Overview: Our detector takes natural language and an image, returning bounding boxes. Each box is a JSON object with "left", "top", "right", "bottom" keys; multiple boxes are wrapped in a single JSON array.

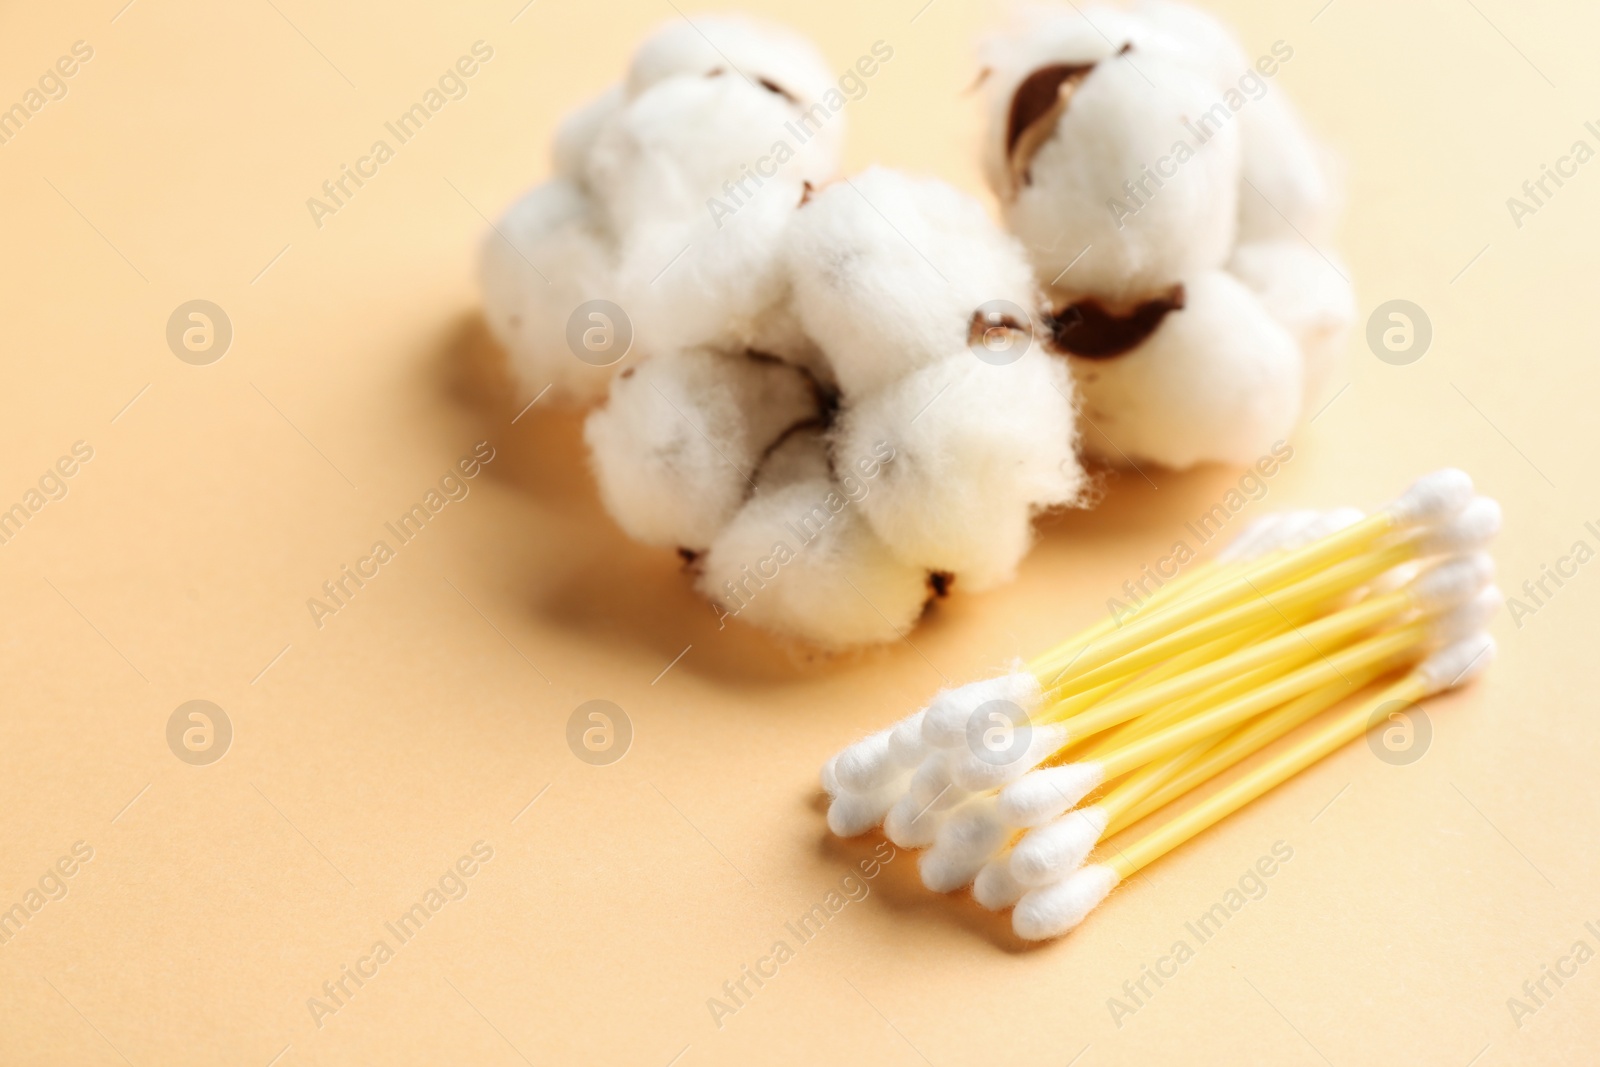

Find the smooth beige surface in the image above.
[{"left": 2, "top": 1, "right": 1597, "bottom": 1064}]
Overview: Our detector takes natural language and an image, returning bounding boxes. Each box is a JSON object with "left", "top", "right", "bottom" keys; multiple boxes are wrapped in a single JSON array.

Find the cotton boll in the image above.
[
  {"left": 1000, "top": 48, "right": 1241, "bottom": 304},
  {"left": 584, "top": 349, "right": 819, "bottom": 550},
  {"left": 1237, "top": 89, "right": 1337, "bottom": 246},
  {"left": 479, "top": 179, "right": 621, "bottom": 406},
  {"left": 1061, "top": 270, "right": 1302, "bottom": 470},
  {"left": 552, "top": 85, "right": 625, "bottom": 182},
  {"left": 1229, "top": 241, "right": 1355, "bottom": 412},
  {"left": 589, "top": 75, "right": 832, "bottom": 356},
  {"left": 834, "top": 350, "right": 1084, "bottom": 588},
  {"left": 626, "top": 14, "right": 840, "bottom": 139},
  {"left": 696, "top": 431, "right": 931, "bottom": 649},
  {"left": 1129, "top": 0, "right": 1250, "bottom": 91},
  {"left": 786, "top": 167, "right": 1041, "bottom": 398}
]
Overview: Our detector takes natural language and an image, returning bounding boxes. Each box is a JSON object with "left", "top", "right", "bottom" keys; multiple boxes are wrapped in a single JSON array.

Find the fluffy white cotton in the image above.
[
  {"left": 1013, "top": 863, "right": 1119, "bottom": 940},
  {"left": 820, "top": 755, "right": 841, "bottom": 797},
  {"left": 479, "top": 179, "right": 621, "bottom": 407},
  {"left": 1229, "top": 241, "right": 1355, "bottom": 411},
  {"left": 1128, "top": 0, "right": 1249, "bottom": 88},
  {"left": 834, "top": 349, "right": 1085, "bottom": 588},
  {"left": 588, "top": 74, "right": 834, "bottom": 358},
  {"left": 973, "top": 855, "right": 1028, "bottom": 910},
  {"left": 827, "top": 770, "right": 910, "bottom": 837},
  {"left": 1010, "top": 807, "right": 1108, "bottom": 887},
  {"left": 948, "top": 721, "right": 1072, "bottom": 792},
  {"left": 1418, "top": 633, "right": 1496, "bottom": 694},
  {"left": 999, "top": 48, "right": 1241, "bottom": 304},
  {"left": 1237, "top": 89, "right": 1337, "bottom": 246},
  {"left": 552, "top": 85, "right": 625, "bottom": 182},
  {"left": 996, "top": 762, "right": 1107, "bottom": 828},
  {"left": 1065, "top": 270, "right": 1302, "bottom": 470},
  {"left": 584, "top": 348, "right": 818, "bottom": 550},
  {"left": 922, "top": 668, "right": 1045, "bottom": 749},
  {"left": 906, "top": 750, "right": 969, "bottom": 811},
  {"left": 1386, "top": 469, "right": 1475, "bottom": 526},
  {"left": 832, "top": 727, "right": 899, "bottom": 794},
  {"left": 884, "top": 791, "right": 953, "bottom": 849},
  {"left": 786, "top": 168, "right": 1042, "bottom": 399},
  {"left": 1410, "top": 552, "right": 1496, "bottom": 612},
  {"left": 921, "top": 797, "right": 1011, "bottom": 892},
  {"left": 696, "top": 431, "right": 931, "bottom": 649},
  {"left": 1416, "top": 497, "right": 1502, "bottom": 554},
  {"left": 626, "top": 14, "right": 840, "bottom": 139},
  {"left": 886, "top": 709, "right": 930, "bottom": 769}
]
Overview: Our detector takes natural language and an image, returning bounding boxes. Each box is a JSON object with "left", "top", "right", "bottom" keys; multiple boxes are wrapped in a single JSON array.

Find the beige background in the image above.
[{"left": 2, "top": 0, "right": 1597, "bottom": 1063}]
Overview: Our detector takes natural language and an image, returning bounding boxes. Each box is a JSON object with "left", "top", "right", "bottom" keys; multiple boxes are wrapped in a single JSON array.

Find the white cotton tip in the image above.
[
  {"left": 584, "top": 348, "right": 819, "bottom": 550},
  {"left": 922, "top": 669, "right": 1044, "bottom": 748},
  {"left": 1416, "top": 633, "right": 1496, "bottom": 695},
  {"left": 1416, "top": 497, "right": 1502, "bottom": 555},
  {"left": 884, "top": 791, "right": 954, "bottom": 849},
  {"left": 833, "top": 728, "right": 900, "bottom": 794},
  {"left": 1214, "top": 513, "right": 1284, "bottom": 563},
  {"left": 834, "top": 349, "right": 1087, "bottom": 590},
  {"left": 995, "top": 762, "right": 1107, "bottom": 828},
  {"left": 1430, "top": 585, "right": 1500, "bottom": 646},
  {"left": 999, "top": 48, "right": 1241, "bottom": 304},
  {"left": 973, "top": 855, "right": 1028, "bottom": 911},
  {"left": 949, "top": 722, "right": 1073, "bottom": 793},
  {"left": 1013, "top": 863, "right": 1120, "bottom": 940},
  {"left": 695, "top": 431, "right": 931, "bottom": 649},
  {"left": 1064, "top": 271, "right": 1302, "bottom": 471},
  {"left": 887, "top": 709, "right": 930, "bottom": 769},
  {"left": 1411, "top": 552, "right": 1497, "bottom": 612},
  {"left": 820, "top": 755, "right": 841, "bottom": 797},
  {"left": 921, "top": 798, "right": 1010, "bottom": 892},
  {"left": 478, "top": 179, "right": 621, "bottom": 407},
  {"left": 1236, "top": 89, "right": 1338, "bottom": 247},
  {"left": 1227, "top": 241, "right": 1355, "bottom": 412},
  {"left": 826, "top": 771, "right": 908, "bottom": 837},
  {"left": 786, "top": 167, "right": 1042, "bottom": 399},
  {"left": 625, "top": 14, "right": 840, "bottom": 140},
  {"left": 552, "top": 85, "right": 625, "bottom": 181},
  {"left": 1010, "top": 807, "right": 1109, "bottom": 888},
  {"left": 587, "top": 73, "right": 835, "bottom": 357},
  {"left": 1270, "top": 509, "right": 1329, "bottom": 553},
  {"left": 1385, "top": 469, "right": 1475, "bottom": 526}
]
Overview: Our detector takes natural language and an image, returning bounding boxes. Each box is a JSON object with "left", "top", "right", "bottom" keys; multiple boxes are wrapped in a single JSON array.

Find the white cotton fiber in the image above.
[
  {"left": 786, "top": 168, "right": 1041, "bottom": 399},
  {"left": 552, "top": 85, "right": 625, "bottom": 182},
  {"left": 826, "top": 770, "right": 909, "bottom": 837},
  {"left": 695, "top": 431, "right": 931, "bottom": 649},
  {"left": 1128, "top": 0, "right": 1249, "bottom": 89},
  {"left": 1013, "top": 863, "right": 1120, "bottom": 940},
  {"left": 1064, "top": 270, "right": 1302, "bottom": 470},
  {"left": 832, "top": 727, "right": 899, "bottom": 794},
  {"left": 479, "top": 179, "right": 621, "bottom": 407},
  {"left": 906, "top": 750, "right": 969, "bottom": 812},
  {"left": 1416, "top": 497, "right": 1502, "bottom": 554},
  {"left": 1010, "top": 807, "right": 1108, "bottom": 887},
  {"left": 948, "top": 721, "right": 1072, "bottom": 792},
  {"left": 995, "top": 762, "right": 1107, "bottom": 828},
  {"left": 886, "top": 709, "right": 930, "bottom": 769},
  {"left": 921, "top": 796, "right": 1011, "bottom": 892},
  {"left": 884, "top": 791, "right": 952, "bottom": 849},
  {"left": 1418, "top": 633, "right": 1496, "bottom": 695},
  {"left": 834, "top": 350, "right": 1085, "bottom": 589},
  {"left": 625, "top": 14, "right": 840, "bottom": 139},
  {"left": 1000, "top": 48, "right": 1241, "bottom": 304},
  {"left": 584, "top": 348, "right": 818, "bottom": 550},
  {"left": 1228, "top": 241, "right": 1355, "bottom": 411},
  {"left": 1237, "top": 89, "right": 1337, "bottom": 246},
  {"left": 973, "top": 856, "right": 1028, "bottom": 910},
  {"left": 1386, "top": 469, "right": 1475, "bottom": 526},
  {"left": 921, "top": 668, "right": 1045, "bottom": 749}
]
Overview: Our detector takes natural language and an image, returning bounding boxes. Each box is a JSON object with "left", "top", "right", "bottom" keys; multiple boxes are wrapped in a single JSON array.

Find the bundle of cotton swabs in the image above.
[{"left": 821, "top": 469, "right": 1500, "bottom": 940}]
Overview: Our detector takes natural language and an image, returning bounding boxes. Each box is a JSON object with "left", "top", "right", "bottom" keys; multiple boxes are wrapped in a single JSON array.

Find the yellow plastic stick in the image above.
[
  {"left": 1091, "top": 622, "right": 1426, "bottom": 781},
  {"left": 1036, "top": 516, "right": 1407, "bottom": 685},
  {"left": 1102, "top": 659, "right": 1395, "bottom": 833},
  {"left": 1106, "top": 672, "right": 1431, "bottom": 880}
]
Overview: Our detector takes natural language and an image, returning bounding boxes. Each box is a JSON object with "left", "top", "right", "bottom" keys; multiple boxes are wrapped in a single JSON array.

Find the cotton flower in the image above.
[{"left": 978, "top": 0, "right": 1354, "bottom": 470}]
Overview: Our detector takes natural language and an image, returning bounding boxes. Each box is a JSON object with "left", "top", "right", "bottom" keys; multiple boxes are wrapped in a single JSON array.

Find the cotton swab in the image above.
[{"left": 1011, "top": 633, "right": 1497, "bottom": 940}]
